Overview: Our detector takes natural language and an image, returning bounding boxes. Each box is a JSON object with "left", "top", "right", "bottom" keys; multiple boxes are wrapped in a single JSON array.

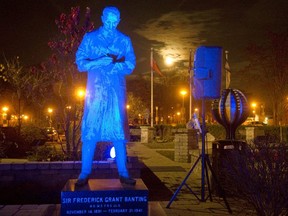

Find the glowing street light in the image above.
[
  {"left": 76, "top": 88, "right": 86, "bottom": 99},
  {"left": 22, "top": 114, "right": 29, "bottom": 121},
  {"left": 251, "top": 102, "right": 257, "bottom": 121},
  {"left": 194, "top": 108, "right": 199, "bottom": 117},
  {"left": 48, "top": 108, "right": 53, "bottom": 114},
  {"left": 180, "top": 90, "right": 187, "bottom": 123},
  {"left": 176, "top": 112, "right": 181, "bottom": 124},
  {"left": 180, "top": 90, "right": 187, "bottom": 106},
  {"left": 251, "top": 103, "right": 257, "bottom": 109},
  {"left": 2, "top": 106, "right": 8, "bottom": 113},
  {"left": 1, "top": 106, "right": 9, "bottom": 126},
  {"left": 47, "top": 108, "right": 53, "bottom": 127}
]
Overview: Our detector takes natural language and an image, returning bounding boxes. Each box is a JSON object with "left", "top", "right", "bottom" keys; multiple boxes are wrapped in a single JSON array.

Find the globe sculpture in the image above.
[{"left": 211, "top": 88, "right": 249, "bottom": 140}]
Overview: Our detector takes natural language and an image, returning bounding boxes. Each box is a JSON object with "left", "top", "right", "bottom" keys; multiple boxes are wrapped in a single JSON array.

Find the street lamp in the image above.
[
  {"left": 2, "top": 106, "right": 9, "bottom": 127},
  {"left": 47, "top": 108, "right": 53, "bottom": 127},
  {"left": 180, "top": 90, "right": 187, "bottom": 123},
  {"left": 22, "top": 114, "right": 29, "bottom": 123},
  {"left": 155, "top": 106, "right": 159, "bottom": 125},
  {"left": 176, "top": 112, "right": 181, "bottom": 124},
  {"left": 251, "top": 102, "right": 257, "bottom": 121},
  {"left": 76, "top": 88, "right": 86, "bottom": 100},
  {"left": 2, "top": 106, "right": 8, "bottom": 113}
]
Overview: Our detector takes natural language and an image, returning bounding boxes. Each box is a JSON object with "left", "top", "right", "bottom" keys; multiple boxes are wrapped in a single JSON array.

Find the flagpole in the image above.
[
  {"left": 225, "top": 50, "right": 231, "bottom": 89},
  {"left": 150, "top": 48, "right": 154, "bottom": 128},
  {"left": 189, "top": 49, "right": 193, "bottom": 120}
]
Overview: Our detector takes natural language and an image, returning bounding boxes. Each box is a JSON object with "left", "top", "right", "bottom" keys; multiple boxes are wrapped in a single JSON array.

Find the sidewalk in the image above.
[{"left": 127, "top": 142, "right": 255, "bottom": 216}]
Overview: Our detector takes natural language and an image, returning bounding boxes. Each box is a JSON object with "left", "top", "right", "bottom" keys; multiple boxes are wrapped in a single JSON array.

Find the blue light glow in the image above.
[{"left": 110, "top": 146, "right": 116, "bottom": 159}]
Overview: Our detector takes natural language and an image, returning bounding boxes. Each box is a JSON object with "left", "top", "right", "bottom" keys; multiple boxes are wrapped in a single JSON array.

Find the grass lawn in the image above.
[
  {"left": 143, "top": 141, "right": 174, "bottom": 149},
  {"left": 155, "top": 150, "right": 174, "bottom": 161},
  {"left": 144, "top": 141, "right": 175, "bottom": 161}
]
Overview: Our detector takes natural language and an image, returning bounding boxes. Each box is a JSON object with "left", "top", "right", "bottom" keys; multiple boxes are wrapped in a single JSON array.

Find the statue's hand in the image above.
[
  {"left": 86, "top": 56, "right": 113, "bottom": 70},
  {"left": 99, "top": 56, "right": 113, "bottom": 66}
]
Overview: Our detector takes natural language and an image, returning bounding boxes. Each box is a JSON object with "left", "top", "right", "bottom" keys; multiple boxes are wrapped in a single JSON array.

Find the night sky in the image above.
[{"left": 1, "top": 0, "right": 288, "bottom": 94}]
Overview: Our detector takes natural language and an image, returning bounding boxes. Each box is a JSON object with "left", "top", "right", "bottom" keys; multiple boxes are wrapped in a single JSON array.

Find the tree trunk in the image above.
[
  {"left": 17, "top": 90, "right": 21, "bottom": 135},
  {"left": 273, "top": 101, "right": 279, "bottom": 126}
]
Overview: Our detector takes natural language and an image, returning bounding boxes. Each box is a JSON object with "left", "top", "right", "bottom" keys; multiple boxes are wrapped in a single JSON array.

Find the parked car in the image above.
[
  {"left": 58, "top": 134, "right": 66, "bottom": 143},
  {"left": 43, "top": 127, "right": 58, "bottom": 142}
]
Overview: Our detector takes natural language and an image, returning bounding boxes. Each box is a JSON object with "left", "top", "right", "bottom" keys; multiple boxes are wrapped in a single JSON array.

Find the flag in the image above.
[
  {"left": 152, "top": 59, "right": 164, "bottom": 76},
  {"left": 150, "top": 47, "right": 163, "bottom": 128},
  {"left": 225, "top": 50, "right": 231, "bottom": 89}
]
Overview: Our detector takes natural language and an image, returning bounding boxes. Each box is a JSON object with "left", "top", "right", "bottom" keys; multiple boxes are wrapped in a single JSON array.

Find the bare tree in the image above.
[
  {"left": 246, "top": 31, "right": 288, "bottom": 125},
  {"left": 47, "top": 6, "right": 94, "bottom": 159},
  {"left": 127, "top": 92, "right": 148, "bottom": 124},
  {"left": 0, "top": 57, "right": 46, "bottom": 133},
  {"left": 222, "top": 140, "right": 288, "bottom": 216}
]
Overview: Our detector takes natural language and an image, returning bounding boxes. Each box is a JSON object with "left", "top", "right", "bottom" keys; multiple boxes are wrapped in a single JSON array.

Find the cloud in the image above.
[{"left": 134, "top": 9, "right": 221, "bottom": 62}]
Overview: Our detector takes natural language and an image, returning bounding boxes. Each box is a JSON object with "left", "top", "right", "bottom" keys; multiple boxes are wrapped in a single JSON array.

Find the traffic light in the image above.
[{"left": 193, "top": 46, "right": 222, "bottom": 100}]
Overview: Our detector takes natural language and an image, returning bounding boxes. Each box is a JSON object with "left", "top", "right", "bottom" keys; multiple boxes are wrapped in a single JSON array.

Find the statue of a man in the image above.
[{"left": 75, "top": 6, "right": 136, "bottom": 186}]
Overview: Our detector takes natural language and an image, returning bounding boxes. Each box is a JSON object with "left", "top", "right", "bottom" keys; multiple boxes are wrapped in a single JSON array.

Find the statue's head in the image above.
[{"left": 101, "top": 6, "right": 120, "bottom": 33}]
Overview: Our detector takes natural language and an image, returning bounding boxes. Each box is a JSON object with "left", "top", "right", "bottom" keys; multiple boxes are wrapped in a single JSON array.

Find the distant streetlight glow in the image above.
[
  {"left": 180, "top": 90, "right": 187, "bottom": 97},
  {"left": 251, "top": 103, "right": 257, "bottom": 121},
  {"left": 22, "top": 115, "right": 29, "bottom": 120},
  {"left": 180, "top": 90, "right": 187, "bottom": 123},
  {"left": 76, "top": 88, "right": 86, "bottom": 99},
  {"left": 2, "top": 106, "right": 8, "bottom": 112},
  {"left": 47, "top": 108, "right": 53, "bottom": 127},
  {"left": 48, "top": 108, "right": 53, "bottom": 114}
]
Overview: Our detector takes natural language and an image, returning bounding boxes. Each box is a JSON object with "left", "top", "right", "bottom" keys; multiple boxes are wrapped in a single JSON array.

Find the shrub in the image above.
[
  {"left": 27, "top": 145, "right": 68, "bottom": 161},
  {"left": 21, "top": 123, "right": 47, "bottom": 145},
  {"left": 222, "top": 139, "right": 288, "bottom": 215}
]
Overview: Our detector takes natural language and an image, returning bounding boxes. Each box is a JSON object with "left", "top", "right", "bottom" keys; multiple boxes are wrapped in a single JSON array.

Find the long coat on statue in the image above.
[{"left": 75, "top": 27, "right": 136, "bottom": 143}]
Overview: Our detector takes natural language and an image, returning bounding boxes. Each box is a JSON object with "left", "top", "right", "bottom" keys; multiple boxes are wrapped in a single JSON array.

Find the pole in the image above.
[
  {"left": 189, "top": 49, "right": 193, "bottom": 120},
  {"left": 150, "top": 48, "right": 154, "bottom": 128},
  {"left": 225, "top": 50, "right": 231, "bottom": 89},
  {"left": 182, "top": 95, "right": 185, "bottom": 123},
  {"left": 201, "top": 96, "right": 206, "bottom": 201},
  {"left": 49, "top": 114, "right": 52, "bottom": 128}
]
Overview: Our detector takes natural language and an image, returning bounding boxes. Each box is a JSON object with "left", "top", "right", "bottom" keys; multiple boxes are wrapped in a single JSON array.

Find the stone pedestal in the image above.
[
  {"left": 140, "top": 126, "right": 154, "bottom": 143},
  {"left": 198, "top": 132, "right": 215, "bottom": 150},
  {"left": 61, "top": 179, "right": 148, "bottom": 216},
  {"left": 174, "top": 128, "right": 198, "bottom": 163},
  {"left": 211, "top": 140, "right": 247, "bottom": 196}
]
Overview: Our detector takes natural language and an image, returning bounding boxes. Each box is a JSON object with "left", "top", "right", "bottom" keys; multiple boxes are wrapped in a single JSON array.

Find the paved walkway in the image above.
[
  {"left": 126, "top": 142, "right": 255, "bottom": 216},
  {"left": 0, "top": 142, "right": 256, "bottom": 215}
]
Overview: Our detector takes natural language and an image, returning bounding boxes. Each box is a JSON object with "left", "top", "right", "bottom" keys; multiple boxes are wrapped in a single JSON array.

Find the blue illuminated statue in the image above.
[{"left": 75, "top": 6, "right": 136, "bottom": 186}]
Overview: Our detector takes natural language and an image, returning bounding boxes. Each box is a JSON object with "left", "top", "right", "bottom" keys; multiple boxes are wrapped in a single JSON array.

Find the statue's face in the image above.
[{"left": 101, "top": 12, "right": 120, "bottom": 33}]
